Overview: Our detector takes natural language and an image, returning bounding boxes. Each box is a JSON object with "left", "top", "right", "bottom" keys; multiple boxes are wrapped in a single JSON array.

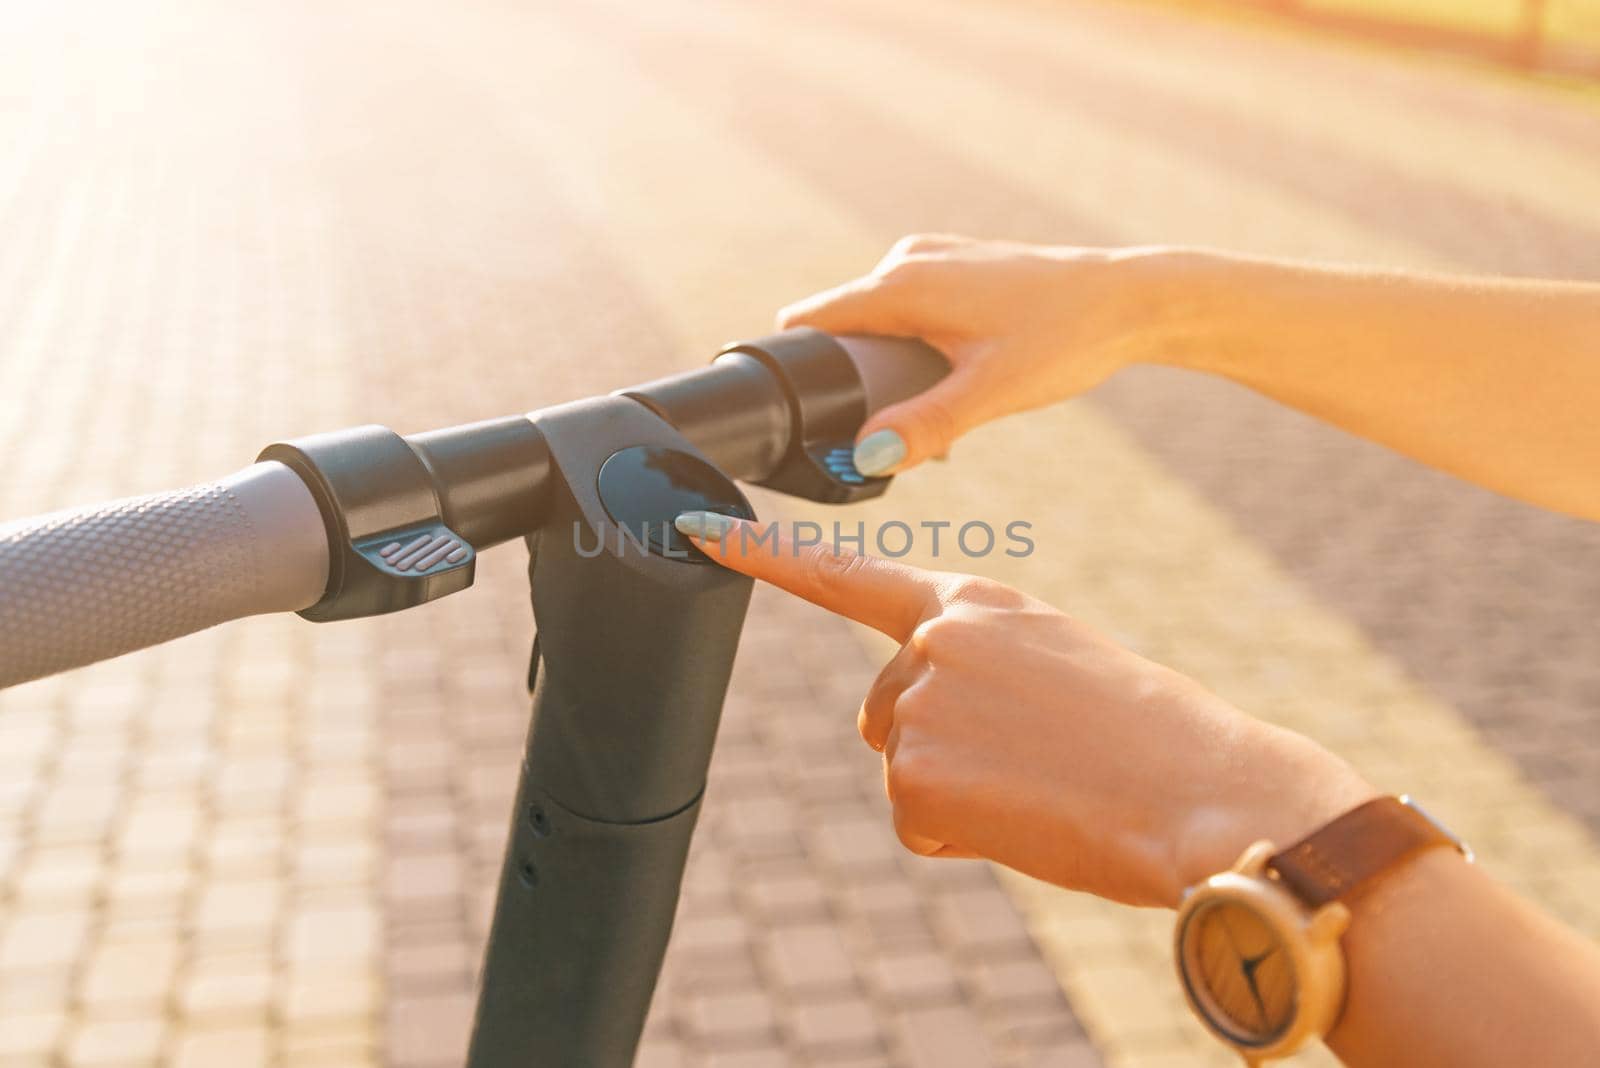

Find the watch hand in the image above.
[
  {"left": 1241, "top": 949, "right": 1274, "bottom": 977},
  {"left": 1240, "top": 952, "right": 1271, "bottom": 1022},
  {"left": 1215, "top": 912, "right": 1272, "bottom": 1031}
]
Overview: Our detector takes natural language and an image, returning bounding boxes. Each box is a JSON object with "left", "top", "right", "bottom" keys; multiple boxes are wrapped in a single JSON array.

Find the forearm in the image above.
[
  {"left": 1328, "top": 849, "right": 1600, "bottom": 1066},
  {"left": 1147, "top": 252, "right": 1600, "bottom": 521}
]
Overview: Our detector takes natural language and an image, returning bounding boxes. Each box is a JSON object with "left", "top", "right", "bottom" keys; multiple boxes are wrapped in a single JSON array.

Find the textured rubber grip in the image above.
[{"left": 0, "top": 462, "right": 329, "bottom": 689}]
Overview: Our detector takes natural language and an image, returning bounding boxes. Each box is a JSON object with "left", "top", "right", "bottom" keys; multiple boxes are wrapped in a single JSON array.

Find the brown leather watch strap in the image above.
[{"left": 1269, "top": 796, "right": 1463, "bottom": 907}]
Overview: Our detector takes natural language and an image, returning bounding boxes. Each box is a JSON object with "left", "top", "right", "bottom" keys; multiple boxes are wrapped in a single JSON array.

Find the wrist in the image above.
[
  {"left": 1116, "top": 246, "right": 1264, "bottom": 376},
  {"left": 1169, "top": 722, "right": 1378, "bottom": 900}
]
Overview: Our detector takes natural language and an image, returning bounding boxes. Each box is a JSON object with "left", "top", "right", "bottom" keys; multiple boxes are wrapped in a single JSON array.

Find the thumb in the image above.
[
  {"left": 672, "top": 513, "right": 942, "bottom": 642},
  {"left": 852, "top": 365, "right": 980, "bottom": 476}
]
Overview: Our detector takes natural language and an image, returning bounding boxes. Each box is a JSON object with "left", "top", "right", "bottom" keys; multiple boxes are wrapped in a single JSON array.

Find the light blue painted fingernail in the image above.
[
  {"left": 853, "top": 429, "right": 907, "bottom": 476},
  {"left": 674, "top": 510, "right": 735, "bottom": 542}
]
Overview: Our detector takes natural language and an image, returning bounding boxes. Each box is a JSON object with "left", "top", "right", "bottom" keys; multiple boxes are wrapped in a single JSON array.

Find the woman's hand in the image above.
[
  {"left": 675, "top": 512, "right": 1374, "bottom": 907},
  {"left": 779, "top": 234, "right": 1194, "bottom": 476},
  {"left": 790, "top": 235, "right": 1600, "bottom": 519}
]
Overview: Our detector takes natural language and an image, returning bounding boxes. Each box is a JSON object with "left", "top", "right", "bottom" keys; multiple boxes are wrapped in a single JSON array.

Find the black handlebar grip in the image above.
[{"left": 833, "top": 334, "right": 950, "bottom": 416}]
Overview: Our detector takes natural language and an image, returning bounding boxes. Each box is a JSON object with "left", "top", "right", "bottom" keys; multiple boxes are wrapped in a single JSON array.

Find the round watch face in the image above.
[{"left": 1179, "top": 898, "right": 1297, "bottom": 1045}]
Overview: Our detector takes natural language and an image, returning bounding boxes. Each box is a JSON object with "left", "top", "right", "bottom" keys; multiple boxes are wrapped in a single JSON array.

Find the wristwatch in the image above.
[{"left": 1173, "top": 795, "right": 1472, "bottom": 1065}]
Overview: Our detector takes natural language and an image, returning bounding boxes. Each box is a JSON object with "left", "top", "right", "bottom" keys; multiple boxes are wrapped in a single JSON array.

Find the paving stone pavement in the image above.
[{"left": 3, "top": 0, "right": 1600, "bottom": 1066}]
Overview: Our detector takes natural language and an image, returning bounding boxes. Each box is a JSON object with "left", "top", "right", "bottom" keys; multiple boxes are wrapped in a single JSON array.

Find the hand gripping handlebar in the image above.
[{"left": 0, "top": 330, "right": 946, "bottom": 689}]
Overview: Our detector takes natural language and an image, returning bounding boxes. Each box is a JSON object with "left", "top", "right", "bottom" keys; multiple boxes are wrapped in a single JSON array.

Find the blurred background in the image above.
[
  {"left": 1243, "top": 0, "right": 1600, "bottom": 72},
  {"left": 1252, "top": 0, "right": 1600, "bottom": 73},
  {"left": 1, "top": 0, "right": 1598, "bottom": 1066}
]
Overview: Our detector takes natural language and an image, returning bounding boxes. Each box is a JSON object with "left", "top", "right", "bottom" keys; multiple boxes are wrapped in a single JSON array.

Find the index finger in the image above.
[{"left": 673, "top": 512, "right": 941, "bottom": 642}]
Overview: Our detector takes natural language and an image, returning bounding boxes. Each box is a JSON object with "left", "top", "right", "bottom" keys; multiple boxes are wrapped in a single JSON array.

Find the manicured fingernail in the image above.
[
  {"left": 853, "top": 429, "right": 907, "bottom": 476},
  {"left": 674, "top": 510, "right": 735, "bottom": 542}
]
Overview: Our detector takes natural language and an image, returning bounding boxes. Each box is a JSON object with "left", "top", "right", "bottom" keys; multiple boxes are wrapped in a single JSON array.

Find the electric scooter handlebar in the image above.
[{"left": 0, "top": 331, "right": 947, "bottom": 689}]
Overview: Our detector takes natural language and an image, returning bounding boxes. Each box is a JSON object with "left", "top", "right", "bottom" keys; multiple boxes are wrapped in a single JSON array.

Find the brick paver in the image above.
[{"left": 3, "top": 1, "right": 1600, "bottom": 1067}]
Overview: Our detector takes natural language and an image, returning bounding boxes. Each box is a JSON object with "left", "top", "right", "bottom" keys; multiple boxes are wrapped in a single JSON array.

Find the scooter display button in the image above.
[{"left": 596, "top": 446, "right": 755, "bottom": 562}]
